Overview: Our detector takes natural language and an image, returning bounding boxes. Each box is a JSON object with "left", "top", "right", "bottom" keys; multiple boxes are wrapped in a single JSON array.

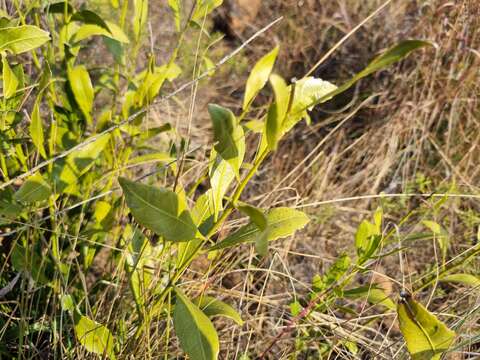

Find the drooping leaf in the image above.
[
  {"left": 29, "top": 99, "right": 47, "bottom": 159},
  {"left": 210, "top": 207, "right": 309, "bottom": 251},
  {"left": 195, "top": 296, "right": 243, "bottom": 325},
  {"left": 297, "top": 40, "right": 434, "bottom": 114},
  {"left": 173, "top": 288, "right": 219, "bottom": 360},
  {"left": 440, "top": 274, "right": 480, "bottom": 288},
  {"left": 2, "top": 56, "right": 18, "bottom": 99},
  {"left": 243, "top": 45, "right": 279, "bottom": 110},
  {"left": 119, "top": 177, "right": 198, "bottom": 242},
  {"left": 14, "top": 173, "right": 51, "bottom": 203},
  {"left": 343, "top": 286, "right": 395, "bottom": 310},
  {"left": 397, "top": 296, "right": 456, "bottom": 360},
  {"left": 71, "top": 10, "right": 110, "bottom": 32},
  {"left": 74, "top": 312, "right": 116, "bottom": 359},
  {"left": 0, "top": 25, "right": 50, "bottom": 54},
  {"left": 133, "top": 0, "right": 148, "bottom": 40},
  {"left": 74, "top": 21, "right": 130, "bottom": 43},
  {"left": 208, "top": 104, "right": 245, "bottom": 176},
  {"left": 67, "top": 65, "right": 94, "bottom": 123}
]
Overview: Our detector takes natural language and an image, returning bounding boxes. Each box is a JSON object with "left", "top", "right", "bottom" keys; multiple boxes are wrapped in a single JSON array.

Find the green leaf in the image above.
[
  {"left": 13, "top": 173, "right": 51, "bottom": 203},
  {"left": 133, "top": 0, "right": 148, "bottom": 40},
  {"left": 174, "top": 288, "right": 220, "bottom": 360},
  {"left": 119, "top": 177, "right": 198, "bottom": 242},
  {"left": 440, "top": 274, "right": 480, "bottom": 288},
  {"left": 0, "top": 25, "right": 50, "bottom": 54},
  {"left": 67, "top": 65, "right": 94, "bottom": 123},
  {"left": 195, "top": 296, "right": 243, "bottom": 325},
  {"left": 192, "top": 0, "right": 223, "bottom": 22},
  {"left": 210, "top": 207, "right": 309, "bottom": 251},
  {"left": 2, "top": 56, "right": 18, "bottom": 99},
  {"left": 0, "top": 189, "right": 23, "bottom": 219},
  {"left": 29, "top": 99, "right": 47, "bottom": 159},
  {"left": 46, "top": 2, "right": 74, "bottom": 15},
  {"left": 355, "top": 219, "right": 382, "bottom": 264},
  {"left": 208, "top": 104, "right": 245, "bottom": 176},
  {"left": 237, "top": 203, "right": 269, "bottom": 256},
  {"left": 71, "top": 10, "right": 110, "bottom": 32},
  {"left": 209, "top": 150, "right": 235, "bottom": 221},
  {"left": 298, "top": 40, "right": 434, "bottom": 114},
  {"left": 398, "top": 296, "right": 456, "bottom": 360},
  {"left": 74, "top": 313, "right": 116, "bottom": 359},
  {"left": 266, "top": 74, "right": 289, "bottom": 150},
  {"left": 343, "top": 286, "right": 395, "bottom": 310},
  {"left": 422, "top": 220, "right": 449, "bottom": 261},
  {"left": 168, "top": 0, "right": 181, "bottom": 31},
  {"left": 243, "top": 45, "right": 279, "bottom": 110},
  {"left": 52, "top": 133, "right": 110, "bottom": 194},
  {"left": 74, "top": 21, "right": 130, "bottom": 43}
]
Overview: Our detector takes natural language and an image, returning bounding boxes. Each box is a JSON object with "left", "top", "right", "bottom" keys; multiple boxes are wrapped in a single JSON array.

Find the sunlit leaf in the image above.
[
  {"left": 398, "top": 295, "right": 456, "bottom": 360},
  {"left": 2, "top": 56, "right": 18, "bottom": 98},
  {"left": 168, "top": 0, "right": 181, "bottom": 31},
  {"left": 74, "top": 21, "right": 130, "bottom": 43},
  {"left": 74, "top": 313, "right": 116, "bottom": 359},
  {"left": 422, "top": 220, "right": 449, "bottom": 261},
  {"left": 195, "top": 296, "right": 243, "bottom": 325},
  {"left": 192, "top": 0, "right": 223, "bottom": 22},
  {"left": 71, "top": 10, "right": 110, "bottom": 32},
  {"left": 209, "top": 150, "right": 235, "bottom": 221},
  {"left": 0, "top": 25, "right": 50, "bottom": 54},
  {"left": 266, "top": 74, "right": 289, "bottom": 150},
  {"left": 29, "top": 99, "right": 47, "bottom": 159},
  {"left": 208, "top": 104, "right": 245, "bottom": 176},
  {"left": 210, "top": 207, "right": 309, "bottom": 251},
  {"left": 14, "top": 173, "right": 51, "bottom": 203},
  {"left": 243, "top": 45, "right": 279, "bottom": 110},
  {"left": 440, "top": 274, "right": 480, "bottom": 288},
  {"left": 343, "top": 286, "right": 395, "bottom": 310},
  {"left": 67, "top": 65, "right": 94, "bottom": 123},
  {"left": 133, "top": 0, "right": 148, "bottom": 40},
  {"left": 119, "top": 177, "right": 198, "bottom": 242},
  {"left": 174, "top": 288, "right": 219, "bottom": 360}
]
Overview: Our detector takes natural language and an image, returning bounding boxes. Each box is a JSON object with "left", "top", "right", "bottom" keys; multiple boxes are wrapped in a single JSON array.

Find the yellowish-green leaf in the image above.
[
  {"left": 243, "top": 45, "right": 279, "bottom": 110},
  {"left": 74, "top": 21, "right": 130, "bottom": 43},
  {"left": 195, "top": 296, "right": 244, "bottom": 325},
  {"left": 398, "top": 296, "right": 456, "bottom": 360},
  {"left": 208, "top": 104, "right": 245, "bottom": 176},
  {"left": 209, "top": 150, "right": 235, "bottom": 221},
  {"left": 422, "top": 220, "right": 449, "bottom": 261},
  {"left": 119, "top": 177, "right": 198, "bottom": 242},
  {"left": 266, "top": 74, "right": 289, "bottom": 150},
  {"left": 67, "top": 65, "right": 94, "bottom": 123},
  {"left": 74, "top": 313, "right": 116, "bottom": 359},
  {"left": 192, "top": 0, "right": 223, "bottom": 22},
  {"left": 168, "top": 0, "right": 181, "bottom": 31},
  {"left": 2, "top": 56, "right": 18, "bottom": 98},
  {"left": 29, "top": 100, "right": 47, "bottom": 159},
  {"left": 210, "top": 207, "right": 309, "bottom": 251},
  {"left": 14, "top": 173, "right": 51, "bottom": 203},
  {"left": 174, "top": 288, "right": 219, "bottom": 360},
  {"left": 133, "top": 0, "right": 148, "bottom": 40},
  {"left": 440, "top": 274, "right": 480, "bottom": 288},
  {"left": 0, "top": 25, "right": 50, "bottom": 54}
]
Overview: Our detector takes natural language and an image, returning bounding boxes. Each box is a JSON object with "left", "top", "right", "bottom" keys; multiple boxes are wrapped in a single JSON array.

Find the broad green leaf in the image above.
[
  {"left": 0, "top": 25, "right": 50, "bottom": 54},
  {"left": 11, "top": 243, "right": 49, "bottom": 284},
  {"left": 61, "top": 294, "right": 75, "bottom": 312},
  {"left": 14, "top": 173, "right": 51, "bottom": 203},
  {"left": 46, "top": 1, "right": 74, "bottom": 15},
  {"left": 355, "top": 219, "right": 382, "bottom": 264},
  {"left": 440, "top": 274, "right": 480, "bottom": 288},
  {"left": 67, "top": 65, "right": 94, "bottom": 123},
  {"left": 297, "top": 40, "right": 433, "bottom": 114},
  {"left": 174, "top": 288, "right": 219, "bottom": 360},
  {"left": 192, "top": 0, "right": 223, "bottom": 22},
  {"left": 0, "top": 189, "right": 23, "bottom": 218},
  {"left": 210, "top": 207, "right": 309, "bottom": 251},
  {"left": 209, "top": 150, "right": 235, "bottom": 221},
  {"left": 127, "top": 152, "right": 174, "bottom": 165},
  {"left": 208, "top": 104, "right": 245, "bottom": 176},
  {"left": 133, "top": 0, "right": 148, "bottom": 40},
  {"left": 52, "top": 134, "right": 110, "bottom": 194},
  {"left": 134, "top": 62, "right": 182, "bottom": 105},
  {"left": 2, "top": 56, "right": 18, "bottom": 98},
  {"left": 74, "top": 21, "right": 130, "bottom": 43},
  {"left": 398, "top": 296, "right": 455, "bottom": 360},
  {"left": 243, "top": 45, "right": 279, "bottom": 110},
  {"left": 119, "top": 177, "right": 197, "bottom": 242},
  {"left": 343, "top": 286, "right": 395, "bottom": 310},
  {"left": 168, "top": 0, "right": 181, "bottom": 31},
  {"left": 29, "top": 100, "right": 47, "bottom": 159},
  {"left": 74, "top": 313, "right": 116, "bottom": 359},
  {"left": 195, "top": 296, "right": 243, "bottom": 325},
  {"left": 237, "top": 203, "right": 268, "bottom": 256}
]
